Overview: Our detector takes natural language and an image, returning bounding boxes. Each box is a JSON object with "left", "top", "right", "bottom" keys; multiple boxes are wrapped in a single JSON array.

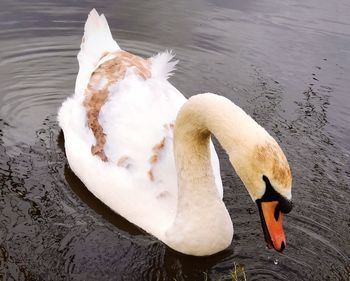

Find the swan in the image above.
[{"left": 58, "top": 9, "right": 293, "bottom": 256}]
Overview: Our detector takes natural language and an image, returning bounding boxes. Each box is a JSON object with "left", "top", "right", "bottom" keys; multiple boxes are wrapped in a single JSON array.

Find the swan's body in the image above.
[{"left": 58, "top": 9, "right": 293, "bottom": 256}]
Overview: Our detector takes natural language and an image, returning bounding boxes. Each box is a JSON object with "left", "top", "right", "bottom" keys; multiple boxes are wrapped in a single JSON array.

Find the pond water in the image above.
[{"left": 0, "top": 0, "right": 349, "bottom": 280}]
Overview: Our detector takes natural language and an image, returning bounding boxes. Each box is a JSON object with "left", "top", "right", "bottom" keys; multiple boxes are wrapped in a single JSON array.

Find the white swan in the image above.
[{"left": 58, "top": 9, "right": 293, "bottom": 256}]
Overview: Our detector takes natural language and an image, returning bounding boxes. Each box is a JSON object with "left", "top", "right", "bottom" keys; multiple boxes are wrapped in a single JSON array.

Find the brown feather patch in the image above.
[
  {"left": 255, "top": 142, "right": 291, "bottom": 187},
  {"left": 148, "top": 170, "right": 155, "bottom": 181},
  {"left": 148, "top": 137, "right": 166, "bottom": 181},
  {"left": 84, "top": 50, "right": 151, "bottom": 161},
  {"left": 117, "top": 155, "right": 130, "bottom": 168}
]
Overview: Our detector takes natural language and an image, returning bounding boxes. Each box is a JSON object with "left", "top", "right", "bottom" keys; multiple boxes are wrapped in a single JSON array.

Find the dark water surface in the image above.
[{"left": 1, "top": 0, "right": 350, "bottom": 280}]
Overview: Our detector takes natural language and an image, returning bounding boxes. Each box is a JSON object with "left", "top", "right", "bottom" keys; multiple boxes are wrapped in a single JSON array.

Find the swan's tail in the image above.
[
  {"left": 75, "top": 9, "right": 120, "bottom": 96},
  {"left": 150, "top": 51, "right": 178, "bottom": 80}
]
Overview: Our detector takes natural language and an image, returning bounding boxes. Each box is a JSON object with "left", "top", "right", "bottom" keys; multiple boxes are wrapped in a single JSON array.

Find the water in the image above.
[{"left": 0, "top": 0, "right": 349, "bottom": 280}]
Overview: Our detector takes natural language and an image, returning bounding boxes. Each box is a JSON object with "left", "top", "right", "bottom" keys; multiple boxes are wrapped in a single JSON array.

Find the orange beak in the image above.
[{"left": 258, "top": 201, "right": 286, "bottom": 252}]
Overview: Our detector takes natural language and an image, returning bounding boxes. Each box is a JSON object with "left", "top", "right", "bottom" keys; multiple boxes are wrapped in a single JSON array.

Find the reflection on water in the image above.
[{"left": 0, "top": 0, "right": 350, "bottom": 280}]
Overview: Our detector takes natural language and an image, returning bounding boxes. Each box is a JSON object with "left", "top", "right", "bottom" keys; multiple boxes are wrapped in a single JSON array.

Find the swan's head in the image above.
[{"left": 230, "top": 137, "right": 293, "bottom": 252}]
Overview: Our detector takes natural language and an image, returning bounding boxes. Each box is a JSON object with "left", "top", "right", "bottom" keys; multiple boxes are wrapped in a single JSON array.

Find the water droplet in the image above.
[{"left": 274, "top": 258, "right": 279, "bottom": 265}]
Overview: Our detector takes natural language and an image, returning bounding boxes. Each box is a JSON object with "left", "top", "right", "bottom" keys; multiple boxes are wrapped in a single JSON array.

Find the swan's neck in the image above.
[{"left": 164, "top": 93, "right": 267, "bottom": 256}]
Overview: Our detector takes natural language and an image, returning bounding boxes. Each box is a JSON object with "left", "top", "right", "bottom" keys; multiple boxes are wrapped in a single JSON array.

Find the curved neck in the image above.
[
  {"left": 164, "top": 93, "right": 264, "bottom": 255},
  {"left": 173, "top": 93, "right": 261, "bottom": 189}
]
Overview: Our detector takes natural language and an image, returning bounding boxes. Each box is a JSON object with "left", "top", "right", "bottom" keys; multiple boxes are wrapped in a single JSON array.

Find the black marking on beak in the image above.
[
  {"left": 261, "top": 175, "right": 293, "bottom": 214},
  {"left": 274, "top": 204, "right": 280, "bottom": 221}
]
